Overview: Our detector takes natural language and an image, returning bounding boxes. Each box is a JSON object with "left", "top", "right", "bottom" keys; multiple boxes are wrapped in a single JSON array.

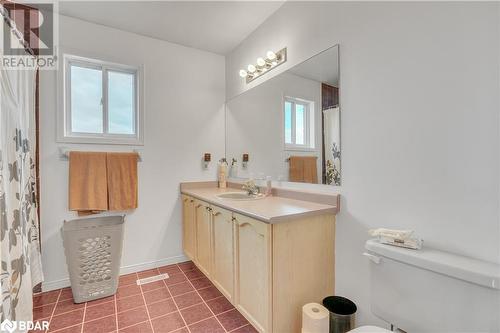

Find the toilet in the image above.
[{"left": 348, "top": 239, "right": 500, "bottom": 332}]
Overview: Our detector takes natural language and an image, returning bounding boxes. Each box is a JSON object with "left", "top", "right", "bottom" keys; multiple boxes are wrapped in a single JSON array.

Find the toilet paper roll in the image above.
[{"left": 302, "top": 302, "right": 329, "bottom": 333}]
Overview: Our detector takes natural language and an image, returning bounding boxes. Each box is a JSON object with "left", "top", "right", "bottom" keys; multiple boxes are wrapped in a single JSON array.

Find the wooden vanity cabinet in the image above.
[
  {"left": 193, "top": 199, "right": 212, "bottom": 277},
  {"left": 181, "top": 195, "right": 196, "bottom": 261},
  {"left": 182, "top": 195, "right": 335, "bottom": 333},
  {"left": 211, "top": 206, "right": 235, "bottom": 302},
  {"left": 233, "top": 213, "right": 272, "bottom": 333}
]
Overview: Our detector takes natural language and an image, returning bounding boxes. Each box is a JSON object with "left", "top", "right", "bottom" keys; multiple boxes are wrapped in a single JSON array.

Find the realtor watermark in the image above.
[
  {"left": 0, "top": 319, "right": 49, "bottom": 333},
  {"left": 1, "top": 1, "right": 58, "bottom": 70}
]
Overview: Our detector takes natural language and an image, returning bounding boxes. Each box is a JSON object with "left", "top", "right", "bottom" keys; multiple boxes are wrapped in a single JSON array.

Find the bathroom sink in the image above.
[{"left": 216, "top": 192, "right": 265, "bottom": 201}]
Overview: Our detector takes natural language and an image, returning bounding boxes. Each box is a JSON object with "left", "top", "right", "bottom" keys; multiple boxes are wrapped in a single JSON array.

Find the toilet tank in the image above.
[{"left": 365, "top": 240, "right": 500, "bottom": 332}]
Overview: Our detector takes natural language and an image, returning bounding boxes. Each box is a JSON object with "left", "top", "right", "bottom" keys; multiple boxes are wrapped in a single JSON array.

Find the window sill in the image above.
[
  {"left": 285, "top": 146, "right": 317, "bottom": 152},
  {"left": 57, "top": 135, "right": 144, "bottom": 146}
]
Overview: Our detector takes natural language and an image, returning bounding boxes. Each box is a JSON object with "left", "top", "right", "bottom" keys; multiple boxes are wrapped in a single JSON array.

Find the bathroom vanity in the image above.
[{"left": 180, "top": 182, "right": 339, "bottom": 333}]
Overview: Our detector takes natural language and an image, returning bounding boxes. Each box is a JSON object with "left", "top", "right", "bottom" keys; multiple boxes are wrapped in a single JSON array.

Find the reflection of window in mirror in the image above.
[{"left": 284, "top": 96, "right": 315, "bottom": 149}]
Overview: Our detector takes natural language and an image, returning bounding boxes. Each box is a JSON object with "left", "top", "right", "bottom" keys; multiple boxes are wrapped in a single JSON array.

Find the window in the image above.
[
  {"left": 284, "top": 97, "right": 314, "bottom": 149},
  {"left": 59, "top": 54, "right": 143, "bottom": 145}
]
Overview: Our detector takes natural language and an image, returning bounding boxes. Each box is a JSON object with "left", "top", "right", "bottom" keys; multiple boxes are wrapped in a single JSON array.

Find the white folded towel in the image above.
[{"left": 368, "top": 228, "right": 414, "bottom": 240}]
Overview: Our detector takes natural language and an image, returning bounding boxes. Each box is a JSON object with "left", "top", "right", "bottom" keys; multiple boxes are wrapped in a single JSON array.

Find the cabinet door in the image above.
[
  {"left": 211, "top": 206, "right": 234, "bottom": 302},
  {"left": 182, "top": 195, "right": 196, "bottom": 260},
  {"left": 194, "top": 199, "right": 212, "bottom": 277},
  {"left": 234, "top": 213, "right": 272, "bottom": 333}
]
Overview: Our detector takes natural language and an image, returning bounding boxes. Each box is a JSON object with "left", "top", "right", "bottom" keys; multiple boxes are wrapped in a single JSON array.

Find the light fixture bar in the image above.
[{"left": 238, "top": 48, "right": 287, "bottom": 84}]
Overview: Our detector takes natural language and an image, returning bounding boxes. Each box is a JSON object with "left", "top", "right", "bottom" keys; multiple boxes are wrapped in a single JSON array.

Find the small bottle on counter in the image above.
[
  {"left": 265, "top": 176, "right": 272, "bottom": 196},
  {"left": 218, "top": 158, "right": 228, "bottom": 188}
]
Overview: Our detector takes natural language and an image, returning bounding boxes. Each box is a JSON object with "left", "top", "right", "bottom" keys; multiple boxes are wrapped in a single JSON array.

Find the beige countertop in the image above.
[{"left": 180, "top": 183, "right": 339, "bottom": 224}]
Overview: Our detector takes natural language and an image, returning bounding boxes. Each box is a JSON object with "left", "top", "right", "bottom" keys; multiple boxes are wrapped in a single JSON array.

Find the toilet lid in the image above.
[{"left": 349, "top": 326, "right": 392, "bottom": 333}]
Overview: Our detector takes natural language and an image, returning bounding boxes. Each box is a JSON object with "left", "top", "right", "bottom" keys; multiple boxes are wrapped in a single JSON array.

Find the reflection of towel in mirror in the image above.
[{"left": 289, "top": 156, "right": 318, "bottom": 183}]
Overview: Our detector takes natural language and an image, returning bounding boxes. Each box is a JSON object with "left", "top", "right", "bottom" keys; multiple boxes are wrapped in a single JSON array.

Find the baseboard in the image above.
[
  {"left": 42, "top": 254, "right": 189, "bottom": 292},
  {"left": 119, "top": 254, "right": 189, "bottom": 276},
  {"left": 42, "top": 277, "right": 72, "bottom": 292}
]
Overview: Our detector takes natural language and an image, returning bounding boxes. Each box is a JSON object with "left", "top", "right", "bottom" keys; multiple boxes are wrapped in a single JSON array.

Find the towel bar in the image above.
[{"left": 58, "top": 147, "right": 143, "bottom": 162}]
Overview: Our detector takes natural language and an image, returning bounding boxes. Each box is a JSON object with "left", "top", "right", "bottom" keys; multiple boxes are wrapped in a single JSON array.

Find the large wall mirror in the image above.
[{"left": 226, "top": 44, "right": 340, "bottom": 186}]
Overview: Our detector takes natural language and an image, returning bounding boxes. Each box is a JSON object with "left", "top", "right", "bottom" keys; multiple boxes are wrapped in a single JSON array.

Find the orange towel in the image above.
[
  {"left": 69, "top": 152, "right": 108, "bottom": 215},
  {"left": 106, "top": 152, "right": 139, "bottom": 211},
  {"left": 289, "top": 156, "right": 318, "bottom": 184}
]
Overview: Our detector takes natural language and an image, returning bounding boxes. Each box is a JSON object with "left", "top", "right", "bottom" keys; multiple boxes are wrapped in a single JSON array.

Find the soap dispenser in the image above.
[{"left": 218, "top": 158, "right": 228, "bottom": 188}]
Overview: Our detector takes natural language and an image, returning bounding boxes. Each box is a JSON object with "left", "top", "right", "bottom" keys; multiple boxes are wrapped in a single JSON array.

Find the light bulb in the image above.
[
  {"left": 247, "top": 64, "right": 256, "bottom": 73},
  {"left": 256, "top": 57, "right": 266, "bottom": 67},
  {"left": 266, "top": 50, "right": 276, "bottom": 61},
  {"left": 239, "top": 69, "right": 248, "bottom": 78}
]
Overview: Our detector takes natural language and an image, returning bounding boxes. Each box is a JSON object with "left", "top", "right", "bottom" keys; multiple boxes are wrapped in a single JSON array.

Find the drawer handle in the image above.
[{"left": 212, "top": 212, "right": 221, "bottom": 217}]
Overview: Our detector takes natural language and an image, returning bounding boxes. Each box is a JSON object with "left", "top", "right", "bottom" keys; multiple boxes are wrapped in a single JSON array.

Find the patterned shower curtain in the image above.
[
  {"left": 323, "top": 106, "right": 341, "bottom": 186},
  {"left": 0, "top": 63, "right": 43, "bottom": 323}
]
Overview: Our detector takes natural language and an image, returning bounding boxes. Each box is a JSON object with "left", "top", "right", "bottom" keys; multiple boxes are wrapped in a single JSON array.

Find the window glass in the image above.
[
  {"left": 284, "top": 101, "right": 292, "bottom": 144},
  {"left": 70, "top": 65, "right": 103, "bottom": 133},
  {"left": 295, "top": 104, "right": 305, "bottom": 145},
  {"left": 108, "top": 71, "right": 135, "bottom": 134}
]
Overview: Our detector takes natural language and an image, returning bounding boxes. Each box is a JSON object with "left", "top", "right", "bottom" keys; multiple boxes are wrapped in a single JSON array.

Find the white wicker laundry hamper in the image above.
[{"left": 62, "top": 215, "right": 125, "bottom": 303}]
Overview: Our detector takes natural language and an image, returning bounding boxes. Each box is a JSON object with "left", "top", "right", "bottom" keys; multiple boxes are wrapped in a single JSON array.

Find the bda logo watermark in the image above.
[
  {"left": 1, "top": 319, "right": 49, "bottom": 332},
  {"left": 0, "top": 320, "right": 16, "bottom": 333},
  {"left": 1, "top": 1, "right": 58, "bottom": 70}
]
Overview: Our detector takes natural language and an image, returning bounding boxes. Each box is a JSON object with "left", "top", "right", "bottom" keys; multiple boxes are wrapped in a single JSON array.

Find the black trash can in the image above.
[{"left": 322, "top": 296, "right": 357, "bottom": 333}]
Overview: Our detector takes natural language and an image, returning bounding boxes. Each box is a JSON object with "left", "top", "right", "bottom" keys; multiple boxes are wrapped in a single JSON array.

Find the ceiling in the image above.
[
  {"left": 289, "top": 45, "right": 339, "bottom": 86},
  {"left": 58, "top": 1, "right": 285, "bottom": 55}
]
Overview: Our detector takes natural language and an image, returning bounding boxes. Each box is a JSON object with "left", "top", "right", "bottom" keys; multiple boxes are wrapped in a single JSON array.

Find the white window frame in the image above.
[
  {"left": 57, "top": 52, "right": 144, "bottom": 145},
  {"left": 284, "top": 96, "right": 313, "bottom": 150}
]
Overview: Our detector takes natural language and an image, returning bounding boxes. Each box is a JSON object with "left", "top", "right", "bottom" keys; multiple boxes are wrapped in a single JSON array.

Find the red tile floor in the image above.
[{"left": 32, "top": 261, "right": 258, "bottom": 333}]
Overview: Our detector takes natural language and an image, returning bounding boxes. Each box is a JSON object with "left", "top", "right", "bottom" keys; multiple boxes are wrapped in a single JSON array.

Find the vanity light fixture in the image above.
[
  {"left": 266, "top": 50, "right": 277, "bottom": 61},
  {"left": 247, "top": 64, "right": 257, "bottom": 73},
  {"left": 239, "top": 69, "right": 248, "bottom": 78},
  {"left": 238, "top": 48, "right": 287, "bottom": 83}
]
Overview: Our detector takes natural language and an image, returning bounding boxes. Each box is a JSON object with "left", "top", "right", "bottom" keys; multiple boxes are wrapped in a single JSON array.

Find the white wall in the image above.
[
  {"left": 226, "top": 1, "right": 500, "bottom": 327},
  {"left": 226, "top": 72, "right": 322, "bottom": 182},
  {"left": 40, "top": 15, "right": 225, "bottom": 290}
]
